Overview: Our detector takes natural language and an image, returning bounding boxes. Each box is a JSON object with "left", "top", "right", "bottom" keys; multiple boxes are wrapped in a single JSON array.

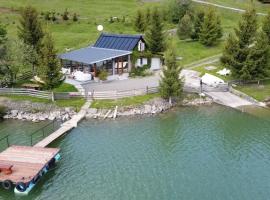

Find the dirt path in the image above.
[{"left": 192, "top": 0, "right": 267, "bottom": 16}]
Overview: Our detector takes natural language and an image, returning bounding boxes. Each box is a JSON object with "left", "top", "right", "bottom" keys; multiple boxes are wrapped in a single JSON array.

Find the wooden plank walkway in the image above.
[
  {"left": 34, "top": 101, "right": 91, "bottom": 148},
  {"left": 0, "top": 146, "right": 59, "bottom": 184}
]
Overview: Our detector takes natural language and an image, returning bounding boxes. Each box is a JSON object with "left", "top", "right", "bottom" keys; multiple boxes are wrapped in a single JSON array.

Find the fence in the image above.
[
  {"left": 88, "top": 86, "right": 159, "bottom": 100},
  {"left": 0, "top": 88, "right": 52, "bottom": 100}
]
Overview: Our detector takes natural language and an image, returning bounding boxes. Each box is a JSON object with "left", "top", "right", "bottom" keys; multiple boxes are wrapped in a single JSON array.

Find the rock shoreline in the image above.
[
  {"left": 85, "top": 97, "right": 213, "bottom": 120},
  {"left": 0, "top": 96, "right": 213, "bottom": 122},
  {"left": 0, "top": 97, "right": 76, "bottom": 122}
]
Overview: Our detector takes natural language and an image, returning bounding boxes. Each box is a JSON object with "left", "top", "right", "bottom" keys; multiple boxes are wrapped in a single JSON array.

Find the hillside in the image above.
[{"left": 0, "top": 0, "right": 268, "bottom": 65}]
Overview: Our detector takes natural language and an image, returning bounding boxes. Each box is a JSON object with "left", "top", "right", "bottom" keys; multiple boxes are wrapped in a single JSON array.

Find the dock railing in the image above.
[
  {"left": 0, "top": 135, "right": 10, "bottom": 151},
  {"left": 30, "top": 119, "right": 58, "bottom": 146}
]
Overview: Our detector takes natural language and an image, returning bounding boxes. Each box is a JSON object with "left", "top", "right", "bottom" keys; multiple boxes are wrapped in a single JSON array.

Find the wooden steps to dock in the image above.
[{"left": 34, "top": 101, "right": 91, "bottom": 148}]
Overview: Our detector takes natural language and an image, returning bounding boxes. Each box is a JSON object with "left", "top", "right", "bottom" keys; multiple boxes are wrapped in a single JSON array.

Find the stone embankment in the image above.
[
  {"left": 0, "top": 96, "right": 213, "bottom": 122},
  {"left": 0, "top": 97, "right": 76, "bottom": 122},
  {"left": 85, "top": 97, "right": 213, "bottom": 119}
]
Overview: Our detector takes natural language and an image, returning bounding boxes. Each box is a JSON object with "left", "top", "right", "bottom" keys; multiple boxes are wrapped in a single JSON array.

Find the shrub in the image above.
[
  {"left": 73, "top": 13, "right": 78, "bottom": 22},
  {"left": 44, "top": 11, "right": 51, "bottom": 21},
  {"left": 130, "top": 65, "right": 151, "bottom": 77},
  {"left": 62, "top": 9, "right": 69, "bottom": 21},
  {"left": 98, "top": 70, "right": 108, "bottom": 81}
]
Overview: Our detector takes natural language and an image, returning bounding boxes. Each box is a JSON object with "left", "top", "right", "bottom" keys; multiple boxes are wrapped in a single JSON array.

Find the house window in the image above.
[{"left": 138, "top": 40, "right": 145, "bottom": 52}]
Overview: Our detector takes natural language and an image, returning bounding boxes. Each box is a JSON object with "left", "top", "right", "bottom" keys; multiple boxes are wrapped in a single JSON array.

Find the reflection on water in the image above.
[
  {"left": 0, "top": 105, "right": 270, "bottom": 200},
  {"left": 238, "top": 105, "right": 270, "bottom": 119}
]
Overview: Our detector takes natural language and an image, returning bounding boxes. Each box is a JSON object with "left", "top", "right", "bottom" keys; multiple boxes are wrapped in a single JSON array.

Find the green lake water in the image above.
[{"left": 0, "top": 105, "right": 270, "bottom": 200}]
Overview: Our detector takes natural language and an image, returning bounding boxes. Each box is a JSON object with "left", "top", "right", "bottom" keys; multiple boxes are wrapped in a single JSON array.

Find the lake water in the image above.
[{"left": 0, "top": 105, "right": 270, "bottom": 200}]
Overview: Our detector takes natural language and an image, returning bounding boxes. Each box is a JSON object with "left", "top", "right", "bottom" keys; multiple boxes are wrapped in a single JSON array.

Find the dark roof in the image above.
[
  {"left": 59, "top": 47, "right": 131, "bottom": 65},
  {"left": 94, "top": 33, "right": 144, "bottom": 51}
]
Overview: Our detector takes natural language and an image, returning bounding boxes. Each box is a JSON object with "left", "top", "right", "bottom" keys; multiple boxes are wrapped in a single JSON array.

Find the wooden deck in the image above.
[{"left": 0, "top": 146, "right": 60, "bottom": 184}]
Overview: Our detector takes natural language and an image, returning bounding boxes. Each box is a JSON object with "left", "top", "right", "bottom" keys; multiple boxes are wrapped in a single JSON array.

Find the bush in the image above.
[
  {"left": 98, "top": 70, "right": 108, "bottom": 81},
  {"left": 0, "top": 105, "right": 6, "bottom": 119},
  {"left": 130, "top": 65, "right": 151, "bottom": 77},
  {"left": 73, "top": 13, "right": 78, "bottom": 22},
  {"left": 62, "top": 9, "right": 69, "bottom": 21}
]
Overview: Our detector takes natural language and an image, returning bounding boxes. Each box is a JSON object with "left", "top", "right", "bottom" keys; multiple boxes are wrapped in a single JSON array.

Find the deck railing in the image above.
[
  {"left": 0, "top": 135, "right": 10, "bottom": 151},
  {"left": 30, "top": 120, "right": 57, "bottom": 146}
]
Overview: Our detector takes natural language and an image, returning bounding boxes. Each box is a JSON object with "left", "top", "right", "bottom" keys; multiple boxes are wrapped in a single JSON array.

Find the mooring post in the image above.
[{"left": 6, "top": 136, "right": 9, "bottom": 147}]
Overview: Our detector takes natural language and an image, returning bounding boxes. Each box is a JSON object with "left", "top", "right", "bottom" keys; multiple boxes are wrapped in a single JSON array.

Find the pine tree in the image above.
[
  {"left": 244, "top": 32, "right": 270, "bottom": 79},
  {"left": 0, "top": 23, "right": 7, "bottom": 45},
  {"left": 235, "top": 8, "right": 257, "bottom": 48},
  {"left": 39, "top": 32, "right": 62, "bottom": 89},
  {"left": 0, "top": 23, "right": 7, "bottom": 60},
  {"left": 168, "top": 0, "right": 192, "bottom": 24},
  {"left": 18, "top": 6, "right": 44, "bottom": 52},
  {"left": 221, "top": 8, "right": 269, "bottom": 80},
  {"left": 159, "top": 43, "right": 182, "bottom": 104},
  {"left": 191, "top": 10, "right": 205, "bottom": 40},
  {"left": 220, "top": 33, "right": 241, "bottom": 77},
  {"left": 134, "top": 9, "right": 145, "bottom": 32},
  {"left": 199, "top": 9, "right": 222, "bottom": 46},
  {"left": 18, "top": 6, "right": 44, "bottom": 75},
  {"left": 145, "top": 8, "right": 151, "bottom": 26},
  {"left": 177, "top": 14, "right": 192, "bottom": 39},
  {"left": 145, "top": 8, "right": 166, "bottom": 54},
  {"left": 262, "top": 12, "right": 270, "bottom": 45}
]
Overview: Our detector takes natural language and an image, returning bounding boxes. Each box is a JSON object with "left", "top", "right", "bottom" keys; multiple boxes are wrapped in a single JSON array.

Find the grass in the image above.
[
  {"left": 204, "top": 0, "right": 270, "bottom": 13},
  {"left": 55, "top": 98, "right": 86, "bottom": 111},
  {"left": 235, "top": 80, "right": 270, "bottom": 101},
  {"left": 0, "top": 0, "right": 267, "bottom": 69},
  {"left": 91, "top": 93, "right": 160, "bottom": 109},
  {"left": 192, "top": 61, "right": 233, "bottom": 81},
  {"left": 0, "top": 94, "right": 86, "bottom": 110},
  {"left": 53, "top": 83, "right": 78, "bottom": 92}
]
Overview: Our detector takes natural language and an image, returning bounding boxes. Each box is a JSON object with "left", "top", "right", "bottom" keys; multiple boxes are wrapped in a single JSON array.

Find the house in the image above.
[{"left": 59, "top": 33, "right": 160, "bottom": 81}]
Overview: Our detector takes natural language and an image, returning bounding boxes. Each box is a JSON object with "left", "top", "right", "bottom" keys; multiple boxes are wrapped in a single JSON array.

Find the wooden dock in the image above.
[
  {"left": 34, "top": 101, "right": 91, "bottom": 148},
  {"left": 0, "top": 146, "right": 59, "bottom": 185}
]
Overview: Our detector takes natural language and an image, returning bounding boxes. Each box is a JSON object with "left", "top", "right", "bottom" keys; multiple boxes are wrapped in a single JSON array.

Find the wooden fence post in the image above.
[
  {"left": 92, "top": 90, "right": 94, "bottom": 100},
  {"left": 51, "top": 92, "right": 55, "bottom": 102},
  {"left": 146, "top": 86, "right": 149, "bottom": 94}
]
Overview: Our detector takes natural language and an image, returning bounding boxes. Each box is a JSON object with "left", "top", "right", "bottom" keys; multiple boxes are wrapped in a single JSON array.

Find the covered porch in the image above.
[{"left": 59, "top": 47, "right": 132, "bottom": 82}]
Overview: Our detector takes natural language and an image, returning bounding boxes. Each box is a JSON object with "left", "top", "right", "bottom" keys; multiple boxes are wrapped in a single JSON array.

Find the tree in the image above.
[
  {"left": 145, "top": 8, "right": 151, "bottom": 26},
  {"left": 262, "top": 12, "right": 270, "bottom": 45},
  {"left": 168, "top": 0, "right": 192, "bottom": 24},
  {"left": 0, "top": 23, "right": 7, "bottom": 45},
  {"left": 199, "top": 9, "right": 223, "bottom": 46},
  {"left": 145, "top": 8, "right": 166, "bottom": 54},
  {"left": 18, "top": 6, "right": 44, "bottom": 75},
  {"left": 39, "top": 32, "right": 63, "bottom": 89},
  {"left": 0, "top": 23, "right": 7, "bottom": 61},
  {"left": 0, "top": 40, "right": 30, "bottom": 85},
  {"left": 18, "top": 6, "right": 44, "bottom": 52},
  {"left": 177, "top": 14, "right": 192, "bottom": 39},
  {"left": 134, "top": 9, "right": 145, "bottom": 32},
  {"left": 221, "top": 8, "right": 269, "bottom": 80},
  {"left": 235, "top": 8, "right": 257, "bottom": 48},
  {"left": 159, "top": 43, "right": 183, "bottom": 104},
  {"left": 191, "top": 10, "right": 205, "bottom": 40},
  {"left": 244, "top": 32, "right": 270, "bottom": 80}
]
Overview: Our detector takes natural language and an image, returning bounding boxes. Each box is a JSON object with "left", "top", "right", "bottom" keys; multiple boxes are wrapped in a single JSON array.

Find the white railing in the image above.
[{"left": 0, "top": 88, "right": 52, "bottom": 100}]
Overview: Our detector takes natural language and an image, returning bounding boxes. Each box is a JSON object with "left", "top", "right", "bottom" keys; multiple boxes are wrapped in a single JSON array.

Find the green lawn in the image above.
[
  {"left": 53, "top": 83, "right": 78, "bottom": 92},
  {"left": 204, "top": 0, "right": 270, "bottom": 13},
  {"left": 0, "top": 94, "right": 86, "bottom": 110},
  {"left": 235, "top": 80, "right": 270, "bottom": 101},
  {"left": 91, "top": 93, "right": 160, "bottom": 109}
]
